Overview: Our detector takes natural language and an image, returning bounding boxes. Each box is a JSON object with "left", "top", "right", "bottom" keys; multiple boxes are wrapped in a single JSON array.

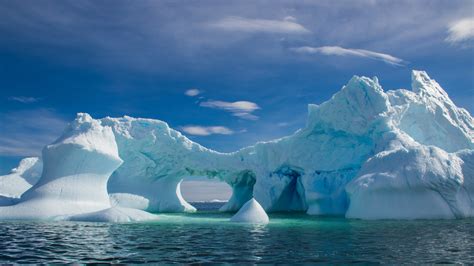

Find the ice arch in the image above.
[{"left": 101, "top": 116, "right": 251, "bottom": 213}]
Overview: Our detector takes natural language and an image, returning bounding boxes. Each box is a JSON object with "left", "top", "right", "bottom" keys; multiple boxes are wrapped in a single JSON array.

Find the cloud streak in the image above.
[
  {"left": 291, "top": 46, "right": 405, "bottom": 66},
  {"left": 180, "top": 125, "right": 234, "bottom": 136},
  {"left": 200, "top": 100, "right": 260, "bottom": 120},
  {"left": 8, "top": 96, "right": 40, "bottom": 104},
  {"left": 209, "top": 16, "right": 310, "bottom": 34},
  {"left": 446, "top": 18, "right": 474, "bottom": 44}
]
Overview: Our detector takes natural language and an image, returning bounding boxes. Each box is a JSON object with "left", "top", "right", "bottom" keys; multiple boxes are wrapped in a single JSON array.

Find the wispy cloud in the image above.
[
  {"left": 180, "top": 125, "right": 234, "bottom": 136},
  {"left": 290, "top": 46, "right": 405, "bottom": 66},
  {"left": 0, "top": 108, "right": 68, "bottom": 156},
  {"left": 200, "top": 100, "right": 260, "bottom": 120},
  {"left": 277, "top": 122, "right": 290, "bottom": 127},
  {"left": 209, "top": 16, "right": 310, "bottom": 34},
  {"left": 8, "top": 96, "right": 40, "bottom": 104},
  {"left": 446, "top": 18, "right": 474, "bottom": 44},
  {"left": 185, "top": 88, "right": 201, "bottom": 97}
]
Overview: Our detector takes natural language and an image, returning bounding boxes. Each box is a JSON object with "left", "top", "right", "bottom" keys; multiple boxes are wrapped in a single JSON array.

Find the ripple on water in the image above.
[{"left": 0, "top": 213, "right": 473, "bottom": 264}]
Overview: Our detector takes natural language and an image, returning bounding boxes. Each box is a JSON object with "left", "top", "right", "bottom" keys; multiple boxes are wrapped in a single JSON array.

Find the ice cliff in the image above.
[{"left": 0, "top": 70, "right": 472, "bottom": 221}]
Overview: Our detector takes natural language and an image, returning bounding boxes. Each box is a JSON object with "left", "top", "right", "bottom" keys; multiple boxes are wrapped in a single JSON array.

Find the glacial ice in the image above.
[
  {"left": 230, "top": 198, "right": 269, "bottom": 223},
  {"left": 0, "top": 157, "right": 42, "bottom": 205},
  {"left": 0, "top": 70, "right": 472, "bottom": 221}
]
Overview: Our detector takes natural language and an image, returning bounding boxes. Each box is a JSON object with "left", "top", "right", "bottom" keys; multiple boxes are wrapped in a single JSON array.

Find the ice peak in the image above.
[
  {"left": 346, "top": 75, "right": 382, "bottom": 93},
  {"left": 411, "top": 70, "right": 450, "bottom": 99},
  {"left": 69, "top": 113, "right": 99, "bottom": 132},
  {"left": 76, "top": 113, "right": 93, "bottom": 123}
]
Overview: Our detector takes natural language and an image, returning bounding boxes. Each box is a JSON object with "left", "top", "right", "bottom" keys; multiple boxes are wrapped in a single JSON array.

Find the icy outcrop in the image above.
[
  {"left": 346, "top": 132, "right": 471, "bottom": 219},
  {"left": 387, "top": 71, "right": 474, "bottom": 152},
  {"left": 0, "top": 157, "right": 42, "bottom": 205},
  {"left": 0, "top": 70, "right": 472, "bottom": 221},
  {"left": 0, "top": 114, "right": 126, "bottom": 220},
  {"left": 223, "top": 75, "right": 391, "bottom": 214},
  {"left": 230, "top": 198, "right": 269, "bottom": 223},
  {"left": 345, "top": 72, "right": 473, "bottom": 219}
]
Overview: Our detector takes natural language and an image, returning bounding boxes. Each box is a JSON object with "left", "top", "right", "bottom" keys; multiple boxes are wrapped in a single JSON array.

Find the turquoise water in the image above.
[{"left": 0, "top": 204, "right": 473, "bottom": 263}]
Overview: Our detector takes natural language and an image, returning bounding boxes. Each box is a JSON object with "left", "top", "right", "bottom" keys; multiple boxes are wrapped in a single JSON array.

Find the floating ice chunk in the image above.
[{"left": 230, "top": 198, "right": 269, "bottom": 223}]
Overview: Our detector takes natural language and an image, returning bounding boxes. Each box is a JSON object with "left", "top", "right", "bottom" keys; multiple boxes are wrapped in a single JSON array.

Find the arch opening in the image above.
[{"left": 180, "top": 177, "right": 232, "bottom": 211}]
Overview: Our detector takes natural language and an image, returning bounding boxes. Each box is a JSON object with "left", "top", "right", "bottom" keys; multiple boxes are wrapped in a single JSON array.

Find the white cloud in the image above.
[
  {"left": 185, "top": 88, "right": 201, "bottom": 97},
  {"left": 200, "top": 100, "right": 260, "bottom": 120},
  {"left": 8, "top": 96, "right": 40, "bottom": 104},
  {"left": 180, "top": 125, "right": 234, "bottom": 136},
  {"left": 232, "top": 112, "right": 259, "bottom": 121},
  {"left": 0, "top": 108, "right": 68, "bottom": 156},
  {"left": 210, "top": 16, "right": 310, "bottom": 34},
  {"left": 283, "top": 16, "right": 297, "bottom": 22},
  {"left": 291, "top": 46, "right": 405, "bottom": 66},
  {"left": 446, "top": 18, "right": 474, "bottom": 43}
]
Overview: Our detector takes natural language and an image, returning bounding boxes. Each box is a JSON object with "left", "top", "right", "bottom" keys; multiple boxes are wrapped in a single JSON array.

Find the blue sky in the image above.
[{"left": 0, "top": 1, "right": 473, "bottom": 196}]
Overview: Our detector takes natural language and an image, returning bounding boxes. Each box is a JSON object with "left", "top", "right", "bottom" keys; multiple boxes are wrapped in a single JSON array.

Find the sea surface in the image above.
[{"left": 0, "top": 202, "right": 473, "bottom": 264}]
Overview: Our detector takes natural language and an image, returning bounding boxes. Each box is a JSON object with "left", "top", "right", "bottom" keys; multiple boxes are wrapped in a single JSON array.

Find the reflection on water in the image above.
[{"left": 0, "top": 212, "right": 473, "bottom": 263}]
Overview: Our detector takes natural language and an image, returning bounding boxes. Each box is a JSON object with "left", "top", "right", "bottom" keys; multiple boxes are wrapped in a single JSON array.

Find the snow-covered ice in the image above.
[
  {"left": 0, "top": 70, "right": 472, "bottom": 221},
  {"left": 230, "top": 198, "right": 269, "bottom": 223}
]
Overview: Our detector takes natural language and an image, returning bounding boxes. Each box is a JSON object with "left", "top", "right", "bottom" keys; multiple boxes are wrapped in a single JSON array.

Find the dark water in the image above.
[{"left": 0, "top": 204, "right": 473, "bottom": 264}]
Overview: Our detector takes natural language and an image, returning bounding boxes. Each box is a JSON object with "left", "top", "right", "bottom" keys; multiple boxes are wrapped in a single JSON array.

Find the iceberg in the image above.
[
  {"left": 0, "top": 114, "right": 152, "bottom": 221},
  {"left": 0, "top": 70, "right": 472, "bottom": 221},
  {"left": 230, "top": 198, "right": 269, "bottom": 223},
  {"left": 0, "top": 157, "right": 42, "bottom": 205}
]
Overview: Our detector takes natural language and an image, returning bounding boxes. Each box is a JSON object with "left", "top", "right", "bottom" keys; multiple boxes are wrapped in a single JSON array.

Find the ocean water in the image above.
[{"left": 0, "top": 203, "right": 473, "bottom": 264}]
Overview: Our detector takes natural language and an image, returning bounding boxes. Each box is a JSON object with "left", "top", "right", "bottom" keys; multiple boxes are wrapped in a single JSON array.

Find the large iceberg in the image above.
[{"left": 0, "top": 70, "right": 472, "bottom": 220}]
